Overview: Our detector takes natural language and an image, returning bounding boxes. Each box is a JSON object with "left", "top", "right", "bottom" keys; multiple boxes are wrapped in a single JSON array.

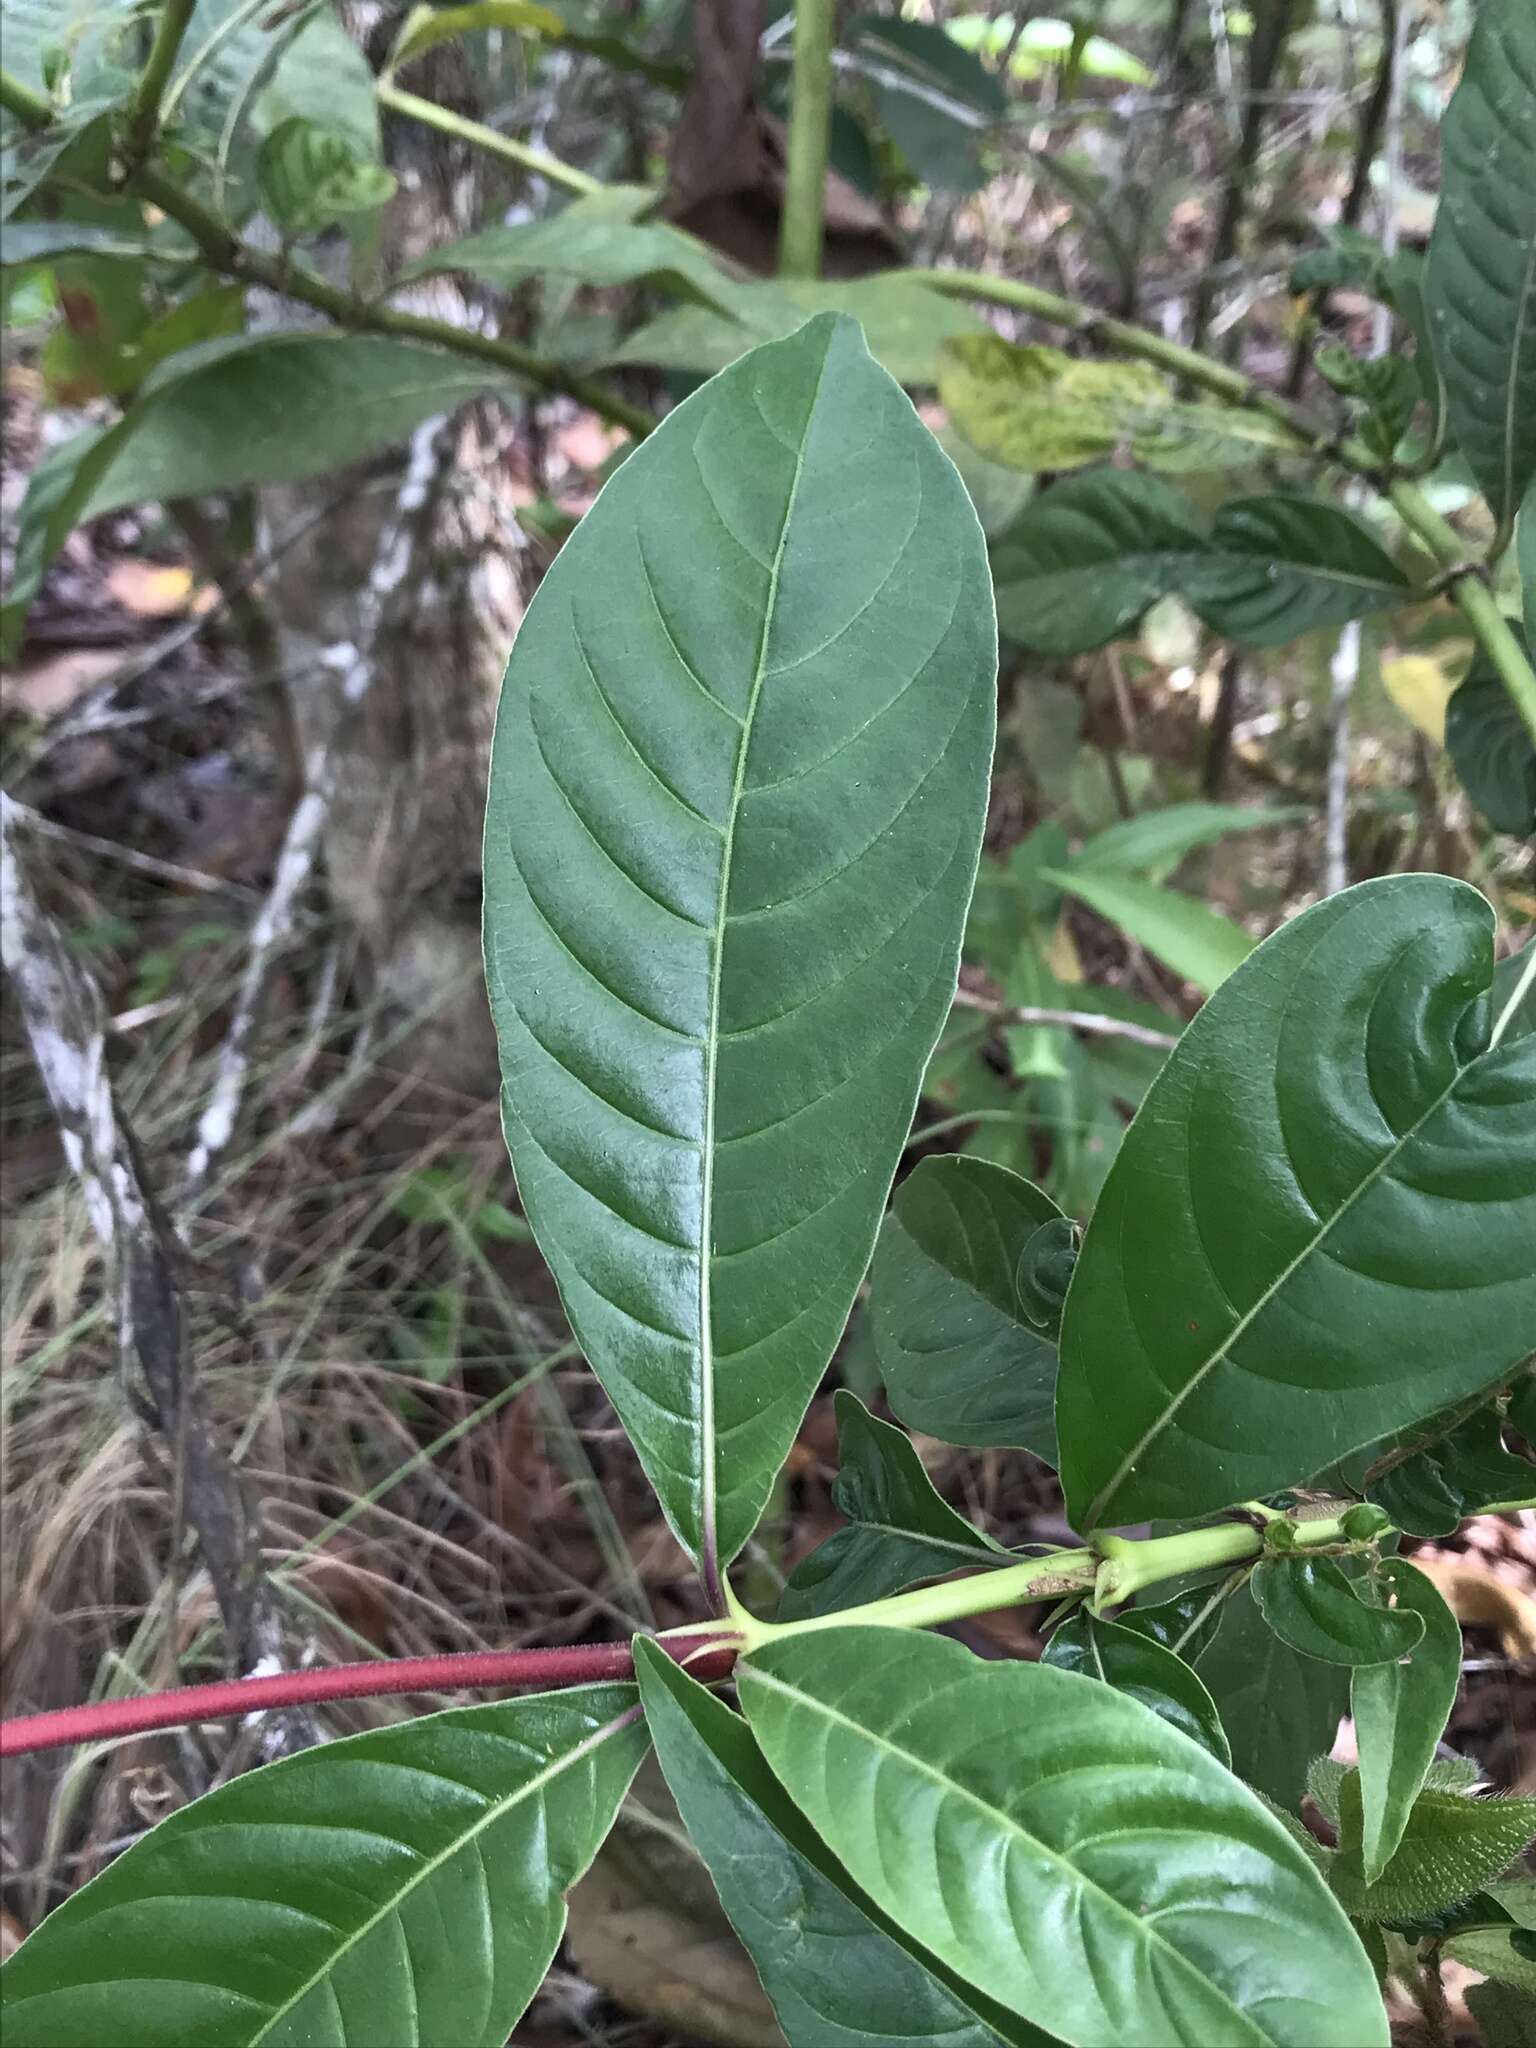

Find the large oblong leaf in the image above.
[
  {"left": 870, "top": 1155, "right": 1063, "bottom": 1457},
  {"left": 1425, "top": 0, "right": 1536, "bottom": 529},
  {"left": 738, "top": 1627, "right": 1388, "bottom": 2048},
  {"left": 1042, "top": 1607, "right": 1231, "bottom": 1762},
  {"left": 633, "top": 1639, "right": 1046, "bottom": 2048},
  {"left": 1445, "top": 628, "right": 1536, "bottom": 836},
  {"left": 0, "top": 1687, "right": 646, "bottom": 2048},
  {"left": 484, "top": 314, "right": 996, "bottom": 1571},
  {"left": 1191, "top": 1582, "right": 1350, "bottom": 1811},
  {"left": 1056, "top": 875, "right": 1536, "bottom": 1530}
]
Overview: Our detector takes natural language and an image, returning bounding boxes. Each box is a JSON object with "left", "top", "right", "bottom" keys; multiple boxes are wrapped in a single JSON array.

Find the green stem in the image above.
[
  {"left": 723, "top": 1504, "right": 1354, "bottom": 1652},
  {"left": 1390, "top": 479, "right": 1536, "bottom": 749},
  {"left": 777, "top": 0, "right": 837, "bottom": 278},
  {"left": 124, "top": 0, "right": 198, "bottom": 166},
  {"left": 0, "top": 67, "right": 653, "bottom": 439},
  {"left": 375, "top": 80, "right": 603, "bottom": 198}
]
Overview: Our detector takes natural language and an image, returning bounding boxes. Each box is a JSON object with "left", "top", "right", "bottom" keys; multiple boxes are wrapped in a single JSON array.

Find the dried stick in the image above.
[
  {"left": 1, "top": 797, "right": 285, "bottom": 1676},
  {"left": 950, "top": 986, "right": 1179, "bottom": 1050}
]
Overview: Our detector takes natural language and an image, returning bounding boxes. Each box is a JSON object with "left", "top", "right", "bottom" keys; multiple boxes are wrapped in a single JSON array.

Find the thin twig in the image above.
[
  {"left": 950, "top": 986, "right": 1179, "bottom": 1050},
  {"left": 181, "top": 418, "right": 456, "bottom": 1200},
  {"left": 2, "top": 796, "right": 285, "bottom": 1678}
]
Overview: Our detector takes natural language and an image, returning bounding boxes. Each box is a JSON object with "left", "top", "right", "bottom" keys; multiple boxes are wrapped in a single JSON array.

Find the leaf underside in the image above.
[{"left": 484, "top": 314, "right": 996, "bottom": 1568}]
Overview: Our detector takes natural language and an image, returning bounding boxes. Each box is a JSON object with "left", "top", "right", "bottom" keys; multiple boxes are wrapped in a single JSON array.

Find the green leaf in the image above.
[
  {"left": 940, "top": 335, "right": 1297, "bottom": 474},
  {"left": 1445, "top": 628, "right": 1536, "bottom": 835},
  {"left": 1192, "top": 1583, "right": 1351, "bottom": 1810},
  {"left": 990, "top": 472, "right": 1407, "bottom": 655},
  {"left": 0, "top": 1687, "right": 647, "bottom": 2047},
  {"left": 738, "top": 1627, "right": 1389, "bottom": 2048},
  {"left": 1523, "top": 482, "right": 1536, "bottom": 648},
  {"left": 1043, "top": 1608, "right": 1231, "bottom": 1762},
  {"left": 1466, "top": 1978, "right": 1536, "bottom": 2048},
  {"left": 3, "top": 333, "right": 512, "bottom": 651},
  {"left": 257, "top": 117, "right": 396, "bottom": 236},
  {"left": 1056, "top": 875, "right": 1536, "bottom": 1530},
  {"left": 1014, "top": 1214, "right": 1078, "bottom": 1339},
  {"left": 483, "top": 315, "right": 995, "bottom": 1571},
  {"left": 1252, "top": 1555, "right": 1426, "bottom": 1667},
  {"left": 0, "top": 218, "right": 175, "bottom": 266},
  {"left": 1425, "top": 0, "right": 1536, "bottom": 529},
  {"left": 991, "top": 468, "right": 1206, "bottom": 654},
  {"left": 1181, "top": 496, "right": 1410, "bottom": 647},
  {"left": 409, "top": 190, "right": 740, "bottom": 312},
  {"left": 1072, "top": 801, "right": 1305, "bottom": 881},
  {"left": 849, "top": 15, "right": 1005, "bottom": 195},
  {"left": 1368, "top": 1404, "right": 1536, "bottom": 1537},
  {"left": 1332, "top": 1776, "right": 1536, "bottom": 1925},
  {"left": 1043, "top": 866, "right": 1254, "bottom": 995},
  {"left": 869, "top": 1156, "right": 1062, "bottom": 1457},
  {"left": 633, "top": 1640, "right": 1045, "bottom": 2048},
  {"left": 779, "top": 1391, "right": 1004, "bottom": 1622},
  {"left": 1118, "top": 1587, "right": 1226, "bottom": 1665},
  {"left": 388, "top": 0, "right": 564, "bottom": 70},
  {"left": 608, "top": 275, "right": 990, "bottom": 386},
  {"left": 1351, "top": 1560, "right": 1465, "bottom": 1883}
]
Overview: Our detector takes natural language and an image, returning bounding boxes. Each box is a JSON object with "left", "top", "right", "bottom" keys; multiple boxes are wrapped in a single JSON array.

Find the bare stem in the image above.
[
  {"left": 376, "top": 80, "right": 602, "bottom": 197},
  {"left": 124, "top": 0, "right": 199, "bottom": 168},
  {"left": 778, "top": 0, "right": 836, "bottom": 277}
]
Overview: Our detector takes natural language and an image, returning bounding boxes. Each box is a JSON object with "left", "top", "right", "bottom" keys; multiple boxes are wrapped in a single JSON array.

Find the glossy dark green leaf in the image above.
[
  {"left": 870, "top": 1156, "right": 1062, "bottom": 1457},
  {"left": 1331, "top": 1774, "right": 1536, "bottom": 1925},
  {"left": 1369, "top": 1403, "right": 1536, "bottom": 1537},
  {"left": 1042, "top": 865, "right": 1255, "bottom": 994},
  {"left": 991, "top": 472, "right": 1408, "bottom": 655},
  {"left": 779, "top": 1392, "right": 1004, "bottom": 1621},
  {"left": 1191, "top": 1582, "right": 1350, "bottom": 1810},
  {"left": 1351, "top": 1560, "right": 1465, "bottom": 1883},
  {"left": 1446, "top": 630, "right": 1536, "bottom": 836},
  {"left": 3, "top": 334, "right": 512, "bottom": 651},
  {"left": 1252, "top": 1555, "right": 1425, "bottom": 1667},
  {"left": 1014, "top": 1215, "right": 1077, "bottom": 1340},
  {"left": 408, "top": 188, "right": 739, "bottom": 311},
  {"left": 991, "top": 469, "right": 1208, "bottom": 655},
  {"left": 485, "top": 316, "right": 995, "bottom": 1571},
  {"left": 1118, "top": 1587, "right": 1226, "bottom": 1665},
  {"left": 1425, "top": 0, "right": 1536, "bottom": 528},
  {"left": 1043, "top": 1608, "right": 1230, "bottom": 1761},
  {"left": 739, "top": 1627, "right": 1388, "bottom": 2048},
  {"left": 1057, "top": 875, "right": 1536, "bottom": 1531},
  {"left": 0, "top": 1687, "right": 646, "bottom": 2047},
  {"left": 633, "top": 1639, "right": 1046, "bottom": 2048},
  {"left": 1181, "top": 496, "right": 1409, "bottom": 646}
]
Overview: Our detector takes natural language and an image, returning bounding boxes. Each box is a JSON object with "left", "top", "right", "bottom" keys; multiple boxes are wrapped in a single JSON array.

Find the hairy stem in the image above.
[
  {"left": 376, "top": 80, "right": 602, "bottom": 197},
  {"left": 777, "top": 0, "right": 836, "bottom": 277}
]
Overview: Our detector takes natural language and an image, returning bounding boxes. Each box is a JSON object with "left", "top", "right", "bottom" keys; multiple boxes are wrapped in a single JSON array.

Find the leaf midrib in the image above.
[
  {"left": 741, "top": 1662, "right": 1274, "bottom": 2047},
  {"left": 696, "top": 334, "right": 835, "bottom": 1574},
  {"left": 1086, "top": 1022, "right": 1495, "bottom": 1529},
  {"left": 247, "top": 1708, "right": 636, "bottom": 2045}
]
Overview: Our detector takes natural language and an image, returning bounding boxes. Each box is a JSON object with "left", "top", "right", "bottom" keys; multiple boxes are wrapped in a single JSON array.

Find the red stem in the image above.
[{"left": 0, "top": 1634, "right": 739, "bottom": 1758}]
